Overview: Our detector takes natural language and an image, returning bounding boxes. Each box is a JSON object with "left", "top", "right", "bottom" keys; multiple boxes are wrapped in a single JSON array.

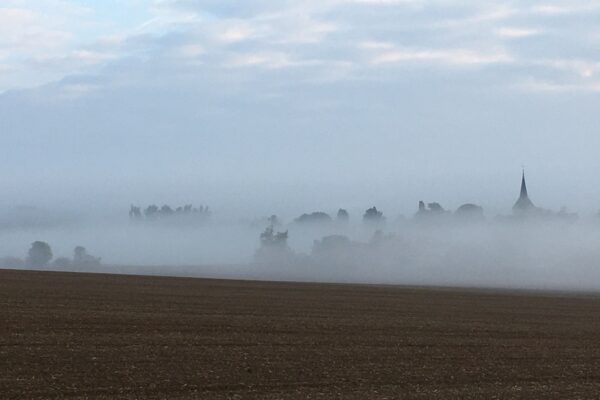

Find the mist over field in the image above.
[
  {"left": 2, "top": 1, "right": 600, "bottom": 291},
  {"left": 1, "top": 199, "right": 600, "bottom": 291}
]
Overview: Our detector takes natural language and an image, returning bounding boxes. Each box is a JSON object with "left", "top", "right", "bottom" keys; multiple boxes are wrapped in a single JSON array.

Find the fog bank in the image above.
[{"left": 2, "top": 206, "right": 600, "bottom": 292}]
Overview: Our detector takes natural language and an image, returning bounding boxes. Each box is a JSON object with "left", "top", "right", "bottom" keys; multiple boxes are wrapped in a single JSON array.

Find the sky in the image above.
[{"left": 1, "top": 0, "right": 600, "bottom": 218}]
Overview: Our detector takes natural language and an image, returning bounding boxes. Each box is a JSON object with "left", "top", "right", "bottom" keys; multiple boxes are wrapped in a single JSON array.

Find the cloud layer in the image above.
[{"left": 2, "top": 0, "right": 600, "bottom": 93}]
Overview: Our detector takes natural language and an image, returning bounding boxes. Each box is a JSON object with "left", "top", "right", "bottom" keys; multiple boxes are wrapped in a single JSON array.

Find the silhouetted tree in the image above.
[
  {"left": 415, "top": 201, "right": 450, "bottom": 221},
  {"left": 129, "top": 205, "right": 142, "bottom": 219},
  {"left": 160, "top": 205, "right": 174, "bottom": 216},
  {"left": 255, "top": 225, "right": 295, "bottom": 267},
  {"left": 73, "top": 246, "right": 101, "bottom": 267},
  {"left": 310, "top": 234, "right": 364, "bottom": 270},
  {"left": 267, "top": 215, "right": 280, "bottom": 226},
  {"left": 336, "top": 209, "right": 349, "bottom": 222},
  {"left": 428, "top": 202, "right": 444, "bottom": 213},
  {"left": 260, "top": 226, "right": 289, "bottom": 248},
  {"left": 135, "top": 204, "right": 211, "bottom": 221},
  {"left": 295, "top": 212, "right": 332, "bottom": 224},
  {"left": 27, "top": 241, "right": 52, "bottom": 268},
  {"left": 455, "top": 203, "right": 484, "bottom": 221},
  {"left": 144, "top": 205, "right": 159, "bottom": 218},
  {"left": 74, "top": 246, "right": 86, "bottom": 263},
  {"left": 312, "top": 235, "right": 352, "bottom": 255},
  {"left": 363, "top": 207, "right": 384, "bottom": 223}
]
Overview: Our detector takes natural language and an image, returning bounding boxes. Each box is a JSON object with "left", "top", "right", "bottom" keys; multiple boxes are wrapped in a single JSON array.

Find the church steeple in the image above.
[
  {"left": 513, "top": 169, "right": 535, "bottom": 212},
  {"left": 520, "top": 170, "right": 528, "bottom": 198}
]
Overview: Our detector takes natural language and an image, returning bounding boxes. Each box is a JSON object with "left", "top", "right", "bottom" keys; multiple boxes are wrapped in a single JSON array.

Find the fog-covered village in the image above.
[{"left": 2, "top": 172, "right": 599, "bottom": 290}]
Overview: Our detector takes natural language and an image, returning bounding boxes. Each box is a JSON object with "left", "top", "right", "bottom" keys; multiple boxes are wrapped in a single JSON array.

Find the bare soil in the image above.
[{"left": 1, "top": 268, "right": 600, "bottom": 399}]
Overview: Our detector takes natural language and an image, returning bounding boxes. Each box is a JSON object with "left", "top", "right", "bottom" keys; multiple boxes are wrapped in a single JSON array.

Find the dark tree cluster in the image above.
[
  {"left": 312, "top": 234, "right": 353, "bottom": 255},
  {"left": 259, "top": 226, "right": 289, "bottom": 248},
  {"left": 73, "top": 246, "right": 102, "bottom": 267},
  {"left": 294, "top": 211, "right": 332, "bottom": 224},
  {"left": 267, "top": 215, "right": 280, "bottom": 226},
  {"left": 455, "top": 203, "right": 484, "bottom": 221},
  {"left": 27, "top": 241, "right": 52, "bottom": 268},
  {"left": 415, "top": 201, "right": 485, "bottom": 223},
  {"left": 415, "top": 201, "right": 448, "bottom": 218},
  {"left": 253, "top": 226, "right": 401, "bottom": 275},
  {"left": 363, "top": 206, "right": 384, "bottom": 223},
  {"left": 291, "top": 209, "right": 351, "bottom": 225},
  {"left": 285, "top": 207, "right": 386, "bottom": 226},
  {"left": 0, "top": 242, "right": 102, "bottom": 270},
  {"left": 129, "top": 204, "right": 211, "bottom": 220},
  {"left": 336, "top": 209, "right": 349, "bottom": 222},
  {"left": 255, "top": 225, "right": 295, "bottom": 267}
]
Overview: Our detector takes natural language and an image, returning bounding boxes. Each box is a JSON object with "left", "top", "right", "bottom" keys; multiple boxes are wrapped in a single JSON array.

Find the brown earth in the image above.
[{"left": 1, "top": 268, "right": 600, "bottom": 399}]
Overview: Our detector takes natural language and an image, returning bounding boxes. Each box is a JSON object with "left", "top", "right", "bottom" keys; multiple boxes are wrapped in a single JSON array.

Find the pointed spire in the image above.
[
  {"left": 513, "top": 169, "right": 535, "bottom": 212},
  {"left": 520, "top": 169, "right": 528, "bottom": 199}
]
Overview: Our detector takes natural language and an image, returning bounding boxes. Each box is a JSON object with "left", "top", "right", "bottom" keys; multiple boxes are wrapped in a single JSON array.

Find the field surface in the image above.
[{"left": 1, "top": 269, "right": 600, "bottom": 399}]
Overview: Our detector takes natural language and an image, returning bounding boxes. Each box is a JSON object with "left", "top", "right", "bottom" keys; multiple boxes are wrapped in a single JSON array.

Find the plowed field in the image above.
[{"left": 2, "top": 269, "right": 600, "bottom": 399}]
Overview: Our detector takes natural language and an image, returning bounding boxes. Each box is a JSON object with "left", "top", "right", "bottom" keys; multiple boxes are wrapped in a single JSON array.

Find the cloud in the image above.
[
  {"left": 175, "top": 43, "right": 204, "bottom": 58},
  {"left": 227, "top": 52, "right": 296, "bottom": 69},
  {"left": 530, "top": 3, "right": 600, "bottom": 16},
  {"left": 0, "top": 6, "right": 71, "bottom": 54},
  {"left": 152, "top": 0, "right": 284, "bottom": 18},
  {"left": 495, "top": 27, "right": 541, "bottom": 39},
  {"left": 215, "top": 24, "right": 258, "bottom": 43},
  {"left": 516, "top": 79, "right": 600, "bottom": 93},
  {"left": 366, "top": 46, "right": 513, "bottom": 67},
  {"left": 0, "top": 1, "right": 104, "bottom": 90},
  {"left": 2, "top": 0, "right": 600, "bottom": 95},
  {"left": 539, "top": 59, "right": 600, "bottom": 79}
]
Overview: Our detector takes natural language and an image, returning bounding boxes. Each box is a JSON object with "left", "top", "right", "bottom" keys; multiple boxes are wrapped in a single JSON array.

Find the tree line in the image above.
[
  {"left": 129, "top": 204, "right": 211, "bottom": 220},
  {"left": 0, "top": 242, "right": 101, "bottom": 269}
]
